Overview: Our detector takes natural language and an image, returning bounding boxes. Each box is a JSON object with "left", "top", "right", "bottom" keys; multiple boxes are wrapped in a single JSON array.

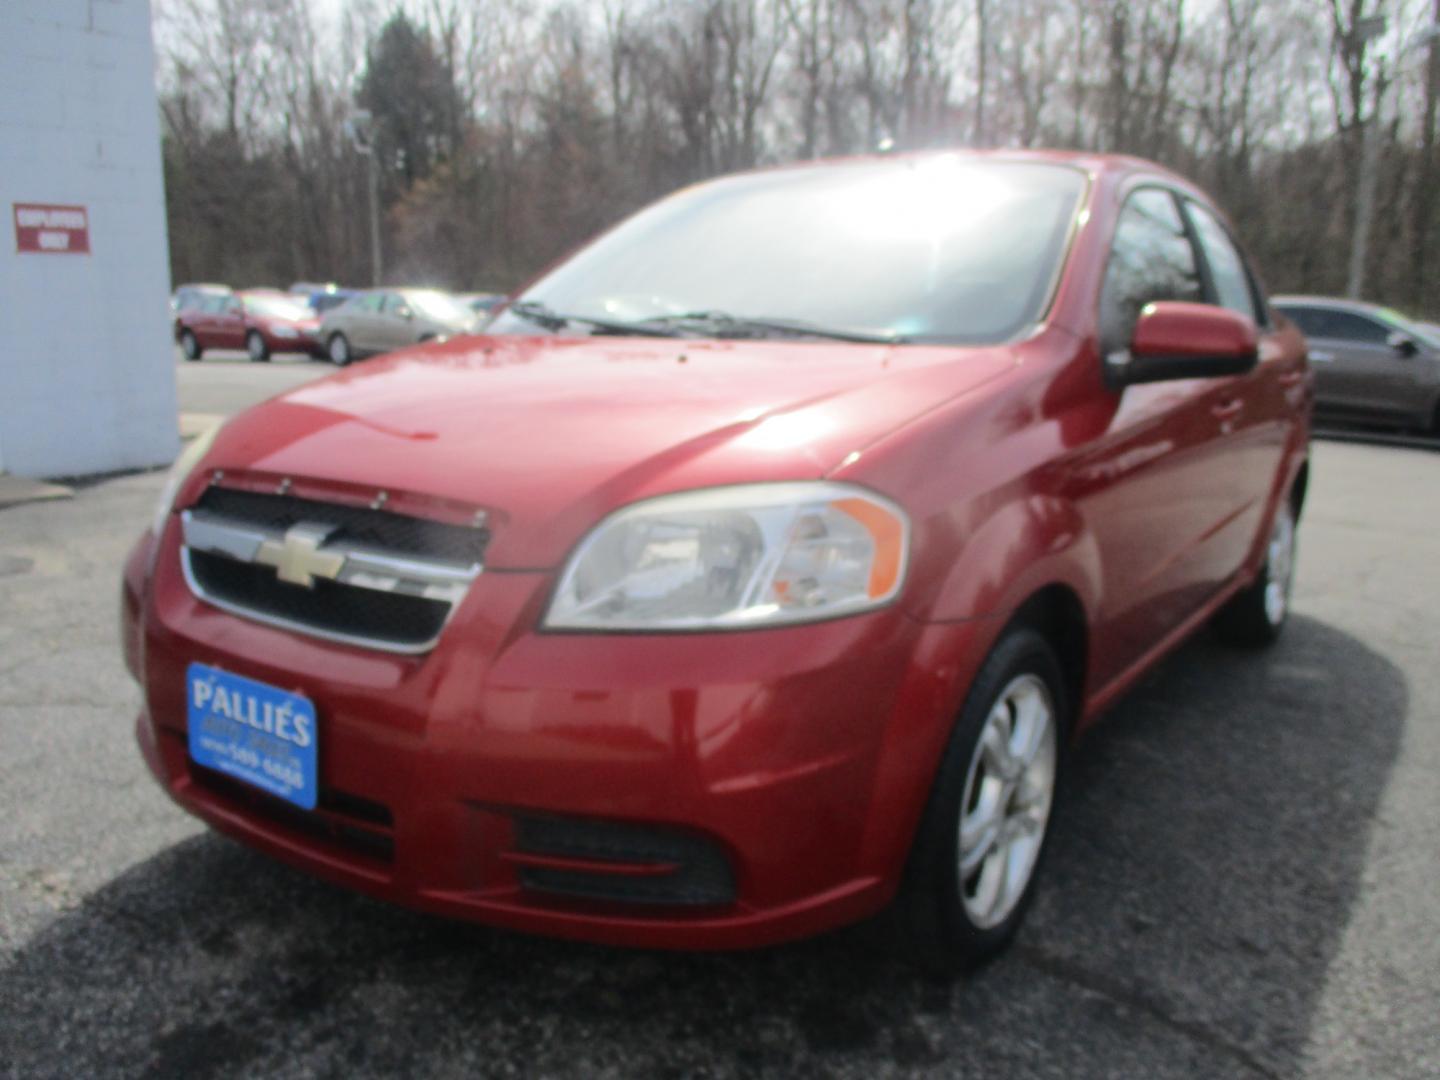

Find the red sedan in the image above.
[
  {"left": 175, "top": 289, "right": 323, "bottom": 362},
  {"left": 124, "top": 151, "right": 1311, "bottom": 971}
]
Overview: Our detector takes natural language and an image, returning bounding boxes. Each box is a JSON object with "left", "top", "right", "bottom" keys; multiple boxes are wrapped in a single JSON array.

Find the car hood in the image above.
[
  {"left": 262, "top": 315, "right": 320, "bottom": 333},
  {"left": 203, "top": 333, "right": 1018, "bottom": 568}
]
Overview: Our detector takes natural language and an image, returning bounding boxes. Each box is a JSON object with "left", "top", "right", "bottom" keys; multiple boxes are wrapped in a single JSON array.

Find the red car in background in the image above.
[
  {"left": 126, "top": 151, "right": 1311, "bottom": 971},
  {"left": 175, "top": 290, "right": 323, "bottom": 362}
]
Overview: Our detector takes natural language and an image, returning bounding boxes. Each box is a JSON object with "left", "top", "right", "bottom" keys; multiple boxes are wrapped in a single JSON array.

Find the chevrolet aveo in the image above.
[{"left": 123, "top": 151, "right": 1312, "bottom": 971}]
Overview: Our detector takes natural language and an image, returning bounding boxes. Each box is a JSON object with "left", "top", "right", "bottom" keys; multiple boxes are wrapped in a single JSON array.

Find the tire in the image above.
[
  {"left": 892, "top": 626, "right": 1066, "bottom": 975},
  {"left": 180, "top": 330, "right": 202, "bottom": 361},
  {"left": 246, "top": 330, "right": 270, "bottom": 363},
  {"left": 1213, "top": 499, "right": 1297, "bottom": 648},
  {"left": 327, "top": 332, "right": 352, "bottom": 366}
]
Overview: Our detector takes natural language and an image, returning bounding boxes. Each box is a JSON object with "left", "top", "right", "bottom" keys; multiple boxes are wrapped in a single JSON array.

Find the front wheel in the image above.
[
  {"left": 892, "top": 626, "right": 1065, "bottom": 974},
  {"left": 246, "top": 330, "right": 270, "bottom": 363},
  {"left": 327, "top": 332, "right": 352, "bottom": 366},
  {"left": 1214, "top": 500, "right": 1297, "bottom": 647}
]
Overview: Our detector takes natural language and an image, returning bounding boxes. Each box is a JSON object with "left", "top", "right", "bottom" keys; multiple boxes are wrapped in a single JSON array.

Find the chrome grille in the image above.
[{"left": 179, "top": 487, "right": 486, "bottom": 653}]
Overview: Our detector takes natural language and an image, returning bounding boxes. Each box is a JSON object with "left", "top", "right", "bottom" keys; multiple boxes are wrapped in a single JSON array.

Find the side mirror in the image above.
[
  {"left": 1387, "top": 331, "right": 1418, "bottom": 357},
  {"left": 1109, "top": 302, "right": 1259, "bottom": 387},
  {"left": 396, "top": 305, "right": 414, "bottom": 320}
]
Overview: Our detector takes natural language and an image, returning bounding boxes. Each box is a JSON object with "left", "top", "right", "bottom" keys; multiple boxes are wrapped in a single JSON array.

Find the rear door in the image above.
[
  {"left": 1179, "top": 198, "right": 1299, "bottom": 585},
  {"left": 216, "top": 295, "right": 247, "bottom": 348},
  {"left": 194, "top": 295, "right": 231, "bottom": 348}
]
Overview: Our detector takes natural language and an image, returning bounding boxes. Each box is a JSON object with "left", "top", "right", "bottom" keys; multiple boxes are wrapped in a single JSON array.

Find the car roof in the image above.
[
  {"left": 1272, "top": 295, "right": 1393, "bottom": 316},
  {"left": 724, "top": 147, "right": 1200, "bottom": 192}
]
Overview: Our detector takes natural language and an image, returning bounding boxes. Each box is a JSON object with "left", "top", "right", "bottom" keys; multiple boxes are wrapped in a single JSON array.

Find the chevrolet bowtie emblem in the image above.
[{"left": 256, "top": 523, "right": 344, "bottom": 588}]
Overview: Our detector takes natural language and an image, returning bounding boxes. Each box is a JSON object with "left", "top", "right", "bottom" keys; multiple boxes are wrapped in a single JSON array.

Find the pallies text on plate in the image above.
[{"left": 191, "top": 676, "right": 313, "bottom": 747}]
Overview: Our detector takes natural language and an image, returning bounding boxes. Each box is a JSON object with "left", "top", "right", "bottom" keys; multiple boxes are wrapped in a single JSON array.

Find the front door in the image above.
[{"left": 1302, "top": 308, "right": 1414, "bottom": 423}]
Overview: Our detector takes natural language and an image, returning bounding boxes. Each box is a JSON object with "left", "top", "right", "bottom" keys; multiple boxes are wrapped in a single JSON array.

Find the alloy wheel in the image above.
[
  {"left": 957, "top": 673, "right": 1058, "bottom": 930},
  {"left": 1264, "top": 506, "right": 1296, "bottom": 626}
]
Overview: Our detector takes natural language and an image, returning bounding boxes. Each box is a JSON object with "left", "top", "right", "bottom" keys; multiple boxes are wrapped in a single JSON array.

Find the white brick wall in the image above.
[{"left": 0, "top": 0, "right": 177, "bottom": 478}]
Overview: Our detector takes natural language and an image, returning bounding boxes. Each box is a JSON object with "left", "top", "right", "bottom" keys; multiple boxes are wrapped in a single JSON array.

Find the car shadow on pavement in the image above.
[{"left": 0, "top": 615, "right": 1404, "bottom": 1079}]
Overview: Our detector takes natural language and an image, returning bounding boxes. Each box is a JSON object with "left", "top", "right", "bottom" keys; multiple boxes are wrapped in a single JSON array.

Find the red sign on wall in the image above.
[{"left": 13, "top": 203, "right": 91, "bottom": 254}]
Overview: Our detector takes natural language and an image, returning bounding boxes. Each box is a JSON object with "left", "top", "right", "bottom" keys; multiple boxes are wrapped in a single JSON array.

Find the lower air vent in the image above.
[
  {"left": 513, "top": 813, "right": 736, "bottom": 907},
  {"left": 190, "top": 761, "right": 395, "bottom": 864}
]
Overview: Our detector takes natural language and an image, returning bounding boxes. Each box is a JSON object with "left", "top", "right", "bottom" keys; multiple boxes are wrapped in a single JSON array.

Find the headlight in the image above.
[
  {"left": 272, "top": 325, "right": 300, "bottom": 339},
  {"left": 150, "top": 423, "right": 221, "bottom": 537},
  {"left": 545, "top": 482, "right": 909, "bottom": 631}
]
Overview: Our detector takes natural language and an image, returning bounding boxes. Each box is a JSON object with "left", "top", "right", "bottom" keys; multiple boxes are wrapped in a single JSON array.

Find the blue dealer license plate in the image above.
[{"left": 187, "top": 662, "right": 318, "bottom": 810}]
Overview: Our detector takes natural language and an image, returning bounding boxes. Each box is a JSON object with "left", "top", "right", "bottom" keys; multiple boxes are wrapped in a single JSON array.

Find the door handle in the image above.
[
  {"left": 1211, "top": 399, "right": 1245, "bottom": 421},
  {"left": 1309, "top": 351, "right": 1334, "bottom": 362}
]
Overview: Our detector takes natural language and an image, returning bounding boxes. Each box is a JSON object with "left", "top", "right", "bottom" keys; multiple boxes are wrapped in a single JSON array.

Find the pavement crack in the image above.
[{"left": 1013, "top": 944, "right": 1282, "bottom": 1079}]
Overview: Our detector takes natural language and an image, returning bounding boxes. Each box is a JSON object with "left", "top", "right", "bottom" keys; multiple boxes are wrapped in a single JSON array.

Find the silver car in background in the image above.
[
  {"left": 319, "top": 288, "right": 479, "bottom": 365},
  {"left": 1273, "top": 295, "right": 1440, "bottom": 434}
]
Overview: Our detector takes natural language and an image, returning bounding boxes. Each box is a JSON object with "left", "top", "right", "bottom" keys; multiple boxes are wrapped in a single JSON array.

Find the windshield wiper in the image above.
[
  {"left": 637, "top": 310, "right": 905, "bottom": 344},
  {"left": 506, "top": 300, "right": 680, "bottom": 337}
]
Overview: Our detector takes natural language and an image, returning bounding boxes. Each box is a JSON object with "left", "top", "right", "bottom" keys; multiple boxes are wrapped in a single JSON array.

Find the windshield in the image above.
[
  {"left": 244, "top": 294, "right": 311, "bottom": 321},
  {"left": 310, "top": 293, "right": 350, "bottom": 313},
  {"left": 488, "top": 157, "right": 1086, "bottom": 344},
  {"left": 406, "top": 290, "right": 469, "bottom": 322}
]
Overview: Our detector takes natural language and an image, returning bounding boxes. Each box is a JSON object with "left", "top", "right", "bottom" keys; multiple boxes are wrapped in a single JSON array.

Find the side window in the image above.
[
  {"left": 1312, "top": 310, "right": 1390, "bottom": 345},
  {"left": 1099, "top": 188, "right": 1203, "bottom": 355},
  {"left": 356, "top": 293, "right": 382, "bottom": 313},
  {"left": 1185, "top": 202, "right": 1258, "bottom": 323},
  {"left": 1277, "top": 307, "right": 1319, "bottom": 335}
]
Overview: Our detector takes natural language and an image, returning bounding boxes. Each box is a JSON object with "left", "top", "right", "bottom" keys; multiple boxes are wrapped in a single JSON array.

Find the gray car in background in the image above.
[
  {"left": 318, "top": 288, "right": 479, "bottom": 365},
  {"left": 1273, "top": 295, "right": 1440, "bottom": 434}
]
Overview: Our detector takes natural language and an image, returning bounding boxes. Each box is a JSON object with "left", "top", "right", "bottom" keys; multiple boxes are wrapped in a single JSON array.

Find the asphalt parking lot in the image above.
[{"left": 1, "top": 361, "right": 1438, "bottom": 1078}]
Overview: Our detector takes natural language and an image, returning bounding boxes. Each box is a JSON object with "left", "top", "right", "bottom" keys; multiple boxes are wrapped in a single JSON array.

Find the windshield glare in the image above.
[
  {"left": 244, "top": 295, "right": 311, "bottom": 321},
  {"left": 407, "top": 290, "right": 468, "bottom": 322},
  {"left": 489, "top": 158, "right": 1086, "bottom": 344}
]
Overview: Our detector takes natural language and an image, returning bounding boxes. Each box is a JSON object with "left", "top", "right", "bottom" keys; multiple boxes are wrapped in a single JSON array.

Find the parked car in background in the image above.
[
  {"left": 290, "top": 281, "right": 356, "bottom": 315},
  {"left": 171, "top": 283, "right": 231, "bottom": 314},
  {"left": 175, "top": 289, "right": 323, "bottom": 362},
  {"left": 1273, "top": 296, "right": 1440, "bottom": 433},
  {"left": 318, "top": 288, "right": 479, "bottom": 364},
  {"left": 127, "top": 151, "right": 1310, "bottom": 971}
]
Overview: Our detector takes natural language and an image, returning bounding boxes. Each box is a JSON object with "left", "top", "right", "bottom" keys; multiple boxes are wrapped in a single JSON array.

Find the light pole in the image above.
[
  {"left": 1346, "top": 17, "right": 1440, "bottom": 299},
  {"left": 344, "top": 110, "right": 383, "bottom": 287}
]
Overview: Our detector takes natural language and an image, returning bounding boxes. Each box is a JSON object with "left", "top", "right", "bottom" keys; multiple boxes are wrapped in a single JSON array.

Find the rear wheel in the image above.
[
  {"left": 893, "top": 626, "right": 1065, "bottom": 974},
  {"left": 180, "top": 330, "right": 201, "bottom": 361},
  {"left": 1214, "top": 500, "right": 1296, "bottom": 647},
  {"left": 246, "top": 330, "right": 270, "bottom": 362},
  {"left": 327, "top": 332, "right": 352, "bottom": 366}
]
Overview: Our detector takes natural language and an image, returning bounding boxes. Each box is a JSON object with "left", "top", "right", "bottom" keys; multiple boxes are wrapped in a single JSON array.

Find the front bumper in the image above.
[{"left": 123, "top": 526, "right": 988, "bottom": 949}]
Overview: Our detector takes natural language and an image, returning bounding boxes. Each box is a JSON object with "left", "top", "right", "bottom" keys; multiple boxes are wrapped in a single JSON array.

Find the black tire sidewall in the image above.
[
  {"left": 1214, "top": 500, "right": 1295, "bottom": 647},
  {"left": 896, "top": 625, "right": 1068, "bottom": 973},
  {"left": 247, "top": 331, "right": 269, "bottom": 362},
  {"left": 181, "top": 331, "right": 200, "bottom": 361}
]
